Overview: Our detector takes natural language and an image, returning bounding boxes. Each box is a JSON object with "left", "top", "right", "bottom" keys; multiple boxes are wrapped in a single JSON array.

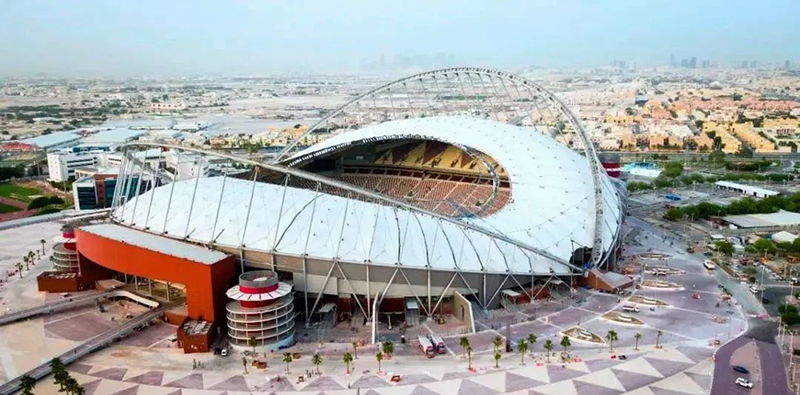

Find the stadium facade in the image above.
[{"left": 45, "top": 68, "right": 625, "bottom": 347}]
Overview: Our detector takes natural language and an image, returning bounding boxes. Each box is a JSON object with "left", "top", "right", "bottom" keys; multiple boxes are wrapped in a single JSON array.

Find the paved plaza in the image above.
[{"left": 0, "top": 218, "right": 758, "bottom": 394}]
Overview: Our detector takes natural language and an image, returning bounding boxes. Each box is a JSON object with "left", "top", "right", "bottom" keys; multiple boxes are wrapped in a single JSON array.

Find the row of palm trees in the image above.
[
  {"left": 458, "top": 329, "right": 665, "bottom": 369},
  {"left": 14, "top": 250, "right": 39, "bottom": 279},
  {"left": 247, "top": 341, "right": 397, "bottom": 376},
  {"left": 17, "top": 358, "right": 86, "bottom": 394}
]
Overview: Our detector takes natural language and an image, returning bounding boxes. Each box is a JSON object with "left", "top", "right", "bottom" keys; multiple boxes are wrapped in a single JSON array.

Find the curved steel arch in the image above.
[
  {"left": 274, "top": 67, "right": 606, "bottom": 265},
  {"left": 113, "top": 142, "right": 582, "bottom": 273}
]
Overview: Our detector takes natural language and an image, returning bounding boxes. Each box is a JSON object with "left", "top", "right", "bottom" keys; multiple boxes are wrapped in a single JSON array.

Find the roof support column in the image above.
[
  {"left": 161, "top": 151, "right": 179, "bottom": 234},
  {"left": 308, "top": 260, "right": 336, "bottom": 327},
  {"left": 183, "top": 154, "right": 204, "bottom": 238},
  {"left": 143, "top": 149, "right": 162, "bottom": 230},
  {"left": 431, "top": 272, "right": 457, "bottom": 314},
  {"left": 336, "top": 263, "right": 367, "bottom": 319},
  {"left": 485, "top": 275, "right": 509, "bottom": 307},
  {"left": 110, "top": 153, "right": 128, "bottom": 212},
  {"left": 238, "top": 168, "right": 260, "bottom": 272},
  {"left": 210, "top": 167, "right": 228, "bottom": 244},
  {"left": 398, "top": 268, "right": 428, "bottom": 316},
  {"left": 117, "top": 153, "right": 134, "bottom": 220},
  {"left": 129, "top": 154, "right": 147, "bottom": 225},
  {"left": 271, "top": 175, "right": 293, "bottom": 271}
]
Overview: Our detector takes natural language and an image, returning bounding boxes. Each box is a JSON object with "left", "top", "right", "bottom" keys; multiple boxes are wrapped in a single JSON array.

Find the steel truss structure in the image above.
[
  {"left": 274, "top": 67, "right": 607, "bottom": 266},
  {"left": 106, "top": 68, "right": 623, "bottom": 327}
]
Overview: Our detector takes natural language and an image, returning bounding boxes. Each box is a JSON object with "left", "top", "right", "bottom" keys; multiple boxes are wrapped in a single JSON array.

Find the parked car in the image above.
[
  {"left": 735, "top": 377, "right": 753, "bottom": 388},
  {"left": 732, "top": 365, "right": 749, "bottom": 374}
]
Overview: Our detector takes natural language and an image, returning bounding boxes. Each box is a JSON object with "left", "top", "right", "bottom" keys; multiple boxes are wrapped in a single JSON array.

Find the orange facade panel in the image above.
[{"left": 75, "top": 227, "right": 236, "bottom": 322}]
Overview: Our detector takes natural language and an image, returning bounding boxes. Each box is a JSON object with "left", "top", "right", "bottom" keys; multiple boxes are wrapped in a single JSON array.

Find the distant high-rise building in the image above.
[
  {"left": 786, "top": 60, "right": 792, "bottom": 70},
  {"left": 741, "top": 61, "right": 749, "bottom": 69},
  {"left": 689, "top": 57, "right": 697, "bottom": 68},
  {"left": 670, "top": 54, "right": 675, "bottom": 66},
  {"left": 750, "top": 60, "right": 757, "bottom": 69},
  {"left": 701, "top": 60, "right": 710, "bottom": 69},
  {"left": 681, "top": 59, "right": 689, "bottom": 68}
]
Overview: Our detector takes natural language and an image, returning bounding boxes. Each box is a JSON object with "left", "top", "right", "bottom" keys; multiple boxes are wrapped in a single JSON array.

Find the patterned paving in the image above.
[{"left": 57, "top": 346, "right": 713, "bottom": 394}]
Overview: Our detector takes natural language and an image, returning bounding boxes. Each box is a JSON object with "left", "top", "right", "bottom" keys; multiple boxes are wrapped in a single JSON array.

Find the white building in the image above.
[{"left": 47, "top": 150, "right": 112, "bottom": 182}]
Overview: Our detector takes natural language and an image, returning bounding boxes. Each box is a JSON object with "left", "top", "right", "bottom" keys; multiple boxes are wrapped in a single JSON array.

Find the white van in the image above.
[
  {"left": 750, "top": 286, "right": 760, "bottom": 294},
  {"left": 418, "top": 336, "right": 435, "bottom": 358},
  {"left": 622, "top": 305, "right": 640, "bottom": 313},
  {"left": 428, "top": 335, "right": 446, "bottom": 354}
]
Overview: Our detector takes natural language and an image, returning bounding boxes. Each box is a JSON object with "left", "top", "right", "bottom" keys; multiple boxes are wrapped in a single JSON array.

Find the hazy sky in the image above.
[{"left": 1, "top": 0, "right": 798, "bottom": 77}]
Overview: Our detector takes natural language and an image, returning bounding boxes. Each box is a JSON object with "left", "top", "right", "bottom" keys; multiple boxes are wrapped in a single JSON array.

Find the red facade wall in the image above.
[{"left": 75, "top": 229, "right": 236, "bottom": 322}]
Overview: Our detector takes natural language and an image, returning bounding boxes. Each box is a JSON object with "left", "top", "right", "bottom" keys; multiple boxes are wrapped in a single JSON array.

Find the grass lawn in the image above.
[
  {"left": 0, "top": 183, "right": 42, "bottom": 203},
  {"left": 0, "top": 203, "right": 21, "bottom": 213}
]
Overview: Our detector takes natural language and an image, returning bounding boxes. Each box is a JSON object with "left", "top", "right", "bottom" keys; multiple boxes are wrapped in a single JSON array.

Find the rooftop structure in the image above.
[
  {"left": 714, "top": 181, "right": 779, "bottom": 198},
  {"left": 225, "top": 270, "right": 295, "bottom": 350},
  {"left": 21, "top": 132, "right": 80, "bottom": 152},
  {"left": 719, "top": 210, "right": 800, "bottom": 230}
]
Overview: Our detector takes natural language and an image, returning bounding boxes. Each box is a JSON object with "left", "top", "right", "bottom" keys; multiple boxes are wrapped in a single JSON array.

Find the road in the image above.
[
  {"left": 0, "top": 289, "right": 116, "bottom": 326},
  {"left": 0, "top": 306, "right": 167, "bottom": 395},
  {"left": 711, "top": 320, "right": 790, "bottom": 395}
]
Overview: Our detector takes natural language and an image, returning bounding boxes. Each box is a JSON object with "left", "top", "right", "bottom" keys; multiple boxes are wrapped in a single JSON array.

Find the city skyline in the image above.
[{"left": 1, "top": 0, "right": 799, "bottom": 77}]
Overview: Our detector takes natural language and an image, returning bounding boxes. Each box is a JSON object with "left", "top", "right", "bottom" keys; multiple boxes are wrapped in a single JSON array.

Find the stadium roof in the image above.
[{"left": 114, "top": 117, "right": 622, "bottom": 275}]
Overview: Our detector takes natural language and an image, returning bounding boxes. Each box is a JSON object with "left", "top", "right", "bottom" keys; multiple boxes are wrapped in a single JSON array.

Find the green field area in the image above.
[
  {"left": 0, "top": 183, "right": 43, "bottom": 203},
  {"left": 0, "top": 203, "right": 21, "bottom": 213}
]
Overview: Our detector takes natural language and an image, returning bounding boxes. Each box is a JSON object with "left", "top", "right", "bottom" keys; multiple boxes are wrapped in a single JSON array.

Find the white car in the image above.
[{"left": 735, "top": 377, "right": 753, "bottom": 388}]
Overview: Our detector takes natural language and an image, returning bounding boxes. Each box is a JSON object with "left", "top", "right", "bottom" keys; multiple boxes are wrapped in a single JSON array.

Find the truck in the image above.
[
  {"left": 428, "top": 335, "right": 446, "bottom": 354},
  {"left": 418, "top": 336, "right": 435, "bottom": 358}
]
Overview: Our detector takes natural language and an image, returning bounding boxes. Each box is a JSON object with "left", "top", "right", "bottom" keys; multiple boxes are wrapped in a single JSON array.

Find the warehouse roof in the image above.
[{"left": 722, "top": 210, "right": 800, "bottom": 229}]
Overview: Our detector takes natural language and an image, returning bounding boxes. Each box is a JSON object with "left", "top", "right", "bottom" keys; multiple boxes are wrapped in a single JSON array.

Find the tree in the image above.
[
  {"left": 381, "top": 341, "right": 394, "bottom": 359},
  {"left": 342, "top": 352, "right": 353, "bottom": 374},
  {"left": 634, "top": 333, "right": 642, "bottom": 351},
  {"left": 16, "top": 262, "right": 23, "bottom": 278},
  {"left": 606, "top": 330, "right": 618, "bottom": 353},
  {"left": 375, "top": 351, "right": 384, "bottom": 373},
  {"left": 664, "top": 207, "right": 684, "bottom": 221},
  {"left": 312, "top": 353, "right": 322, "bottom": 375},
  {"left": 493, "top": 350, "right": 502, "bottom": 368},
  {"left": 352, "top": 341, "right": 359, "bottom": 359},
  {"left": 754, "top": 238, "right": 777, "bottom": 256},
  {"left": 492, "top": 335, "right": 503, "bottom": 352},
  {"left": 248, "top": 336, "right": 257, "bottom": 355},
  {"left": 40, "top": 239, "right": 46, "bottom": 255},
  {"left": 655, "top": 330, "right": 663, "bottom": 349},
  {"left": 459, "top": 336, "right": 471, "bottom": 359},
  {"left": 64, "top": 377, "right": 80, "bottom": 395},
  {"left": 543, "top": 340, "right": 554, "bottom": 362},
  {"left": 715, "top": 241, "right": 734, "bottom": 256},
  {"left": 526, "top": 334, "right": 538, "bottom": 357},
  {"left": 280, "top": 352, "right": 292, "bottom": 373},
  {"left": 27, "top": 196, "right": 52, "bottom": 210},
  {"left": 19, "top": 375, "right": 36, "bottom": 395},
  {"left": 242, "top": 357, "right": 248, "bottom": 374},
  {"left": 50, "top": 358, "right": 67, "bottom": 390},
  {"left": 560, "top": 336, "right": 571, "bottom": 353},
  {"left": 517, "top": 339, "right": 528, "bottom": 365},
  {"left": 466, "top": 346, "right": 473, "bottom": 369}
]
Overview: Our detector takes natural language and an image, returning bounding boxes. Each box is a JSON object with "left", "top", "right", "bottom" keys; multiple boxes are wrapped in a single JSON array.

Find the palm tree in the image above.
[
  {"left": 312, "top": 353, "right": 322, "bottom": 375},
  {"left": 381, "top": 341, "right": 394, "bottom": 359},
  {"left": 526, "top": 334, "right": 538, "bottom": 357},
  {"left": 543, "top": 340, "right": 554, "bottom": 362},
  {"left": 73, "top": 385, "right": 86, "bottom": 395},
  {"left": 517, "top": 339, "right": 528, "bottom": 365},
  {"left": 343, "top": 352, "right": 354, "bottom": 374},
  {"left": 375, "top": 351, "right": 384, "bottom": 373},
  {"left": 466, "top": 346, "right": 473, "bottom": 369},
  {"left": 352, "top": 341, "right": 359, "bottom": 359},
  {"left": 40, "top": 239, "right": 46, "bottom": 255},
  {"left": 242, "top": 357, "right": 248, "bottom": 374},
  {"left": 16, "top": 262, "right": 23, "bottom": 278},
  {"left": 634, "top": 333, "right": 642, "bottom": 351},
  {"left": 248, "top": 336, "right": 257, "bottom": 355},
  {"left": 282, "top": 352, "right": 293, "bottom": 373},
  {"left": 28, "top": 251, "right": 35, "bottom": 266},
  {"left": 50, "top": 358, "right": 66, "bottom": 390},
  {"left": 492, "top": 335, "right": 503, "bottom": 352},
  {"left": 655, "top": 330, "right": 663, "bottom": 349},
  {"left": 606, "top": 330, "right": 618, "bottom": 353},
  {"left": 23, "top": 255, "right": 29, "bottom": 271},
  {"left": 459, "top": 336, "right": 471, "bottom": 359},
  {"left": 65, "top": 377, "right": 80, "bottom": 395},
  {"left": 560, "top": 336, "right": 571, "bottom": 354},
  {"left": 19, "top": 375, "right": 36, "bottom": 395},
  {"left": 493, "top": 350, "right": 501, "bottom": 368}
]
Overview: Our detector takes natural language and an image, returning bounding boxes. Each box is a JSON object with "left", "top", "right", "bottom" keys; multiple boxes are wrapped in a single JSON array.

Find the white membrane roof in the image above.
[{"left": 114, "top": 117, "right": 622, "bottom": 274}]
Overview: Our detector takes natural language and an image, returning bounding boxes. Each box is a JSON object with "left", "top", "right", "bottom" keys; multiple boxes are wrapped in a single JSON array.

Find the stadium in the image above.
[{"left": 50, "top": 68, "right": 625, "bottom": 349}]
